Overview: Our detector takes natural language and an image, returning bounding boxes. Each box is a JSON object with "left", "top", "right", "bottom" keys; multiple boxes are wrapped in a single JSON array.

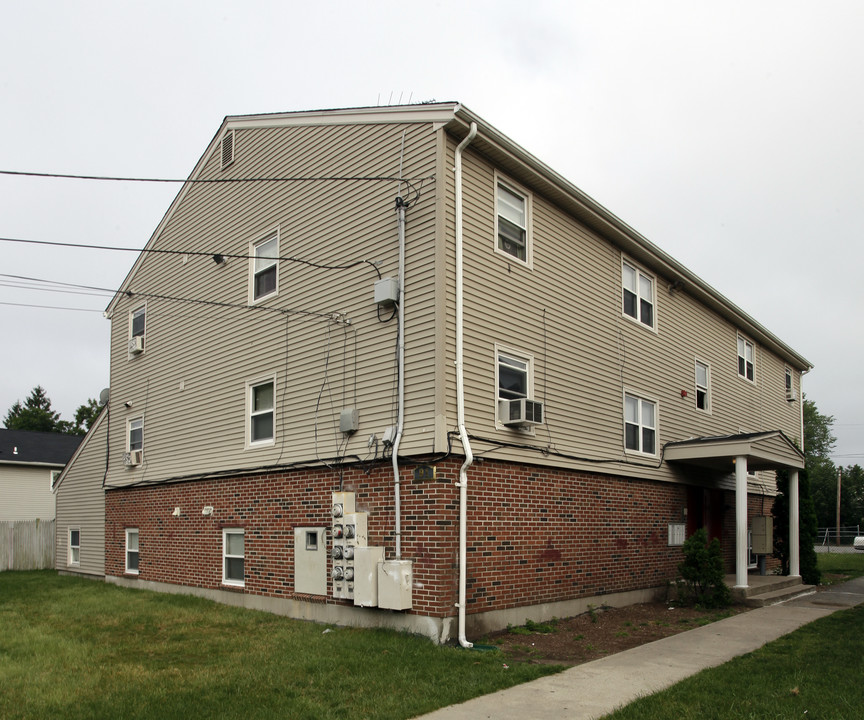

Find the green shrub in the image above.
[{"left": 676, "top": 528, "right": 732, "bottom": 608}]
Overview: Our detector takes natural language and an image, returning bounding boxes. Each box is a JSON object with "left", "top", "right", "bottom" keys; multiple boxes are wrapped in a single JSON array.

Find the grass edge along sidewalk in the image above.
[
  {"left": 600, "top": 553, "right": 864, "bottom": 720},
  {"left": 599, "top": 601, "right": 864, "bottom": 720},
  {"left": 0, "top": 571, "right": 558, "bottom": 720}
]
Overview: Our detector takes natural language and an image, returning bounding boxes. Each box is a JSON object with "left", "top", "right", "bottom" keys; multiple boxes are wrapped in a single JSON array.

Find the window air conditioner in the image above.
[
  {"left": 124, "top": 449, "right": 143, "bottom": 466},
  {"left": 499, "top": 398, "right": 544, "bottom": 427},
  {"left": 128, "top": 336, "right": 144, "bottom": 355},
  {"left": 785, "top": 388, "right": 797, "bottom": 402}
]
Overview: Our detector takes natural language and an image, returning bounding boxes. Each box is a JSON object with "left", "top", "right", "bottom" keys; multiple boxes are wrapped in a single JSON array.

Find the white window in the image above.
[
  {"left": 220, "top": 130, "right": 235, "bottom": 169},
  {"left": 68, "top": 528, "right": 80, "bottom": 566},
  {"left": 223, "top": 529, "right": 245, "bottom": 587},
  {"left": 737, "top": 335, "right": 755, "bottom": 382},
  {"left": 785, "top": 367, "right": 793, "bottom": 392},
  {"left": 129, "top": 306, "right": 146, "bottom": 355},
  {"left": 497, "top": 350, "right": 531, "bottom": 402},
  {"left": 622, "top": 260, "right": 655, "bottom": 329},
  {"left": 695, "top": 360, "right": 711, "bottom": 412},
  {"left": 50, "top": 469, "right": 61, "bottom": 491},
  {"left": 126, "top": 528, "right": 139, "bottom": 575},
  {"left": 495, "top": 179, "right": 531, "bottom": 265},
  {"left": 248, "top": 379, "right": 275, "bottom": 446},
  {"left": 624, "top": 393, "right": 657, "bottom": 455},
  {"left": 251, "top": 233, "right": 279, "bottom": 301},
  {"left": 128, "top": 417, "right": 143, "bottom": 452}
]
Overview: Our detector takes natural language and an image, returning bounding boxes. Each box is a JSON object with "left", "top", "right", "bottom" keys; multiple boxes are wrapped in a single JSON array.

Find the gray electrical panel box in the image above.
[
  {"left": 751, "top": 516, "right": 773, "bottom": 555},
  {"left": 374, "top": 277, "right": 399, "bottom": 305},
  {"left": 294, "top": 527, "right": 327, "bottom": 595}
]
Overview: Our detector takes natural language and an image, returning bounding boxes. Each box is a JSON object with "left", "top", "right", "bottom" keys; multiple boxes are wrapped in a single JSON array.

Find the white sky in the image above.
[{"left": 1, "top": 0, "right": 861, "bottom": 463}]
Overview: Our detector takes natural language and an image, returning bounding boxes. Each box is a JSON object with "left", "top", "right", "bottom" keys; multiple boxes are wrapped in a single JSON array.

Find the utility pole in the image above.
[{"left": 836, "top": 467, "right": 842, "bottom": 545}]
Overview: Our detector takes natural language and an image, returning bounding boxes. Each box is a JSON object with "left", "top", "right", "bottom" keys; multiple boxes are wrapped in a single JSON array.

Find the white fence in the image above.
[{"left": 0, "top": 520, "right": 55, "bottom": 571}]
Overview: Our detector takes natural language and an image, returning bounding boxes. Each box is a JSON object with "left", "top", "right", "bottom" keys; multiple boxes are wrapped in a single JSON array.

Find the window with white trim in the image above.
[
  {"left": 251, "top": 234, "right": 279, "bottom": 301},
  {"left": 50, "top": 469, "right": 61, "bottom": 491},
  {"left": 128, "top": 417, "right": 143, "bottom": 453},
  {"left": 737, "top": 335, "right": 755, "bottom": 382},
  {"left": 125, "top": 528, "right": 139, "bottom": 575},
  {"left": 248, "top": 379, "right": 275, "bottom": 446},
  {"left": 223, "top": 529, "right": 245, "bottom": 587},
  {"left": 624, "top": 393, "right": 657, "bottom": 455},
  {"left": 68, "top": 528, "right": 80, "bottom": 566},
  {"left": 495, "top": 180, "right": 531, "bottom": 265},
  {"left": 495, "top": 347, "right": 541, "bottom": 428},
  {"left": 695, "top": 360, "right": 711, "bottom": 412},
  {"left": 622, "top": 260, "right": 655, "bottom": 328},
  {"left": 129, "top": 306, "right": 146, "bottom": 355}
]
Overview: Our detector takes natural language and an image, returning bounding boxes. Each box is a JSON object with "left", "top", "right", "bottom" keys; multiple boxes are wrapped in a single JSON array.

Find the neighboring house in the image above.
[
  {"left": 97, "top": 103, "right": 811, "bottom": 643},
  {"left": 0, "top": 429, "right": 81, "bottom": 521},
  {"left": 53, "top": 408, "right": 108, "bottom": 577}
]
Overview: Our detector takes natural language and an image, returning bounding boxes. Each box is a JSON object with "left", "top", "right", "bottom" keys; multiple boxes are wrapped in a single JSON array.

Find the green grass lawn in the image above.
[
  {"left": 817, "top": 549, "right": 864, "bottom": 582},
  {"left": 0, "top": 572, "right": 559, "bottom": 720},
  {"left": 600, "top": 552, "right": 864, "bottom": 720}
]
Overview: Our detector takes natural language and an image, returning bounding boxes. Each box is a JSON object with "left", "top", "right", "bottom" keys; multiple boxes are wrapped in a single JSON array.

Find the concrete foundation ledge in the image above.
[
  {"left": 104, "top": 575, "right": 667, "bottom": 645},
  {"left": 464, "top": 585, "right": 669, "bottom": 639}
]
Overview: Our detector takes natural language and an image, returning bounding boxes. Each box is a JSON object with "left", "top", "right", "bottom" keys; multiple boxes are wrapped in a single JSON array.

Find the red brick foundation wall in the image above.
[{"left": 105, "top": 459, "right": 777, "bottom": 620}]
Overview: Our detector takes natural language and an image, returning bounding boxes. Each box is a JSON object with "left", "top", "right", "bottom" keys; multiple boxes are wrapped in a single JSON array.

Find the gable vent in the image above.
[{"left": 220, "top": 130, "right": 234, "bottom": 169}]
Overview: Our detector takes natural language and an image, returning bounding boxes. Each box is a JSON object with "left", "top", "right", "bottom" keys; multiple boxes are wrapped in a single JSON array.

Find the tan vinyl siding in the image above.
[
  {"left": 449, "top": 136, "right": 803, "bottom": 483},
  {"left": 0, "top": 465, "right": 56, "bottom": 521},
  {"left": 106, "top": 121, "right": 440, "bottom": 487},
  {"left": 54, "top": 413, "right": 107, "bottom": 576}
]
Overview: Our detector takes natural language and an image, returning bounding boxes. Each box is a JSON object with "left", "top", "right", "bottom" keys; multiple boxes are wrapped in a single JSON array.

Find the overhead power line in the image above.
[
  {"left": 0, "top": 168, "right": 431, "bottom": 207},
  {"left": 0, "top": 237, "right": 382, "bottom": 278}
]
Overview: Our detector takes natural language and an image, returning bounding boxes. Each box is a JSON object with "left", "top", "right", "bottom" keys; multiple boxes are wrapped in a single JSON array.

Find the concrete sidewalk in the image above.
[{"left": 416, "top": 577, "right": 864, "bottom": 720}]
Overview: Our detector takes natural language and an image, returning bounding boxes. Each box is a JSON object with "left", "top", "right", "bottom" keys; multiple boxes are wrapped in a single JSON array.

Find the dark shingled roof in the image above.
[{"left": 0, "top": 429, "right": 82, "bottom": 466}]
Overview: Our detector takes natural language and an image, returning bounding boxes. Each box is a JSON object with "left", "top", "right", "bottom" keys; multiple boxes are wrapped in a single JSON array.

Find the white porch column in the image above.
[
  {"left": 789, "top": 469, "right": 801, "bottom": 577},
  {"left": 735, "top": 455, "right": 749, "bottom": 588}
]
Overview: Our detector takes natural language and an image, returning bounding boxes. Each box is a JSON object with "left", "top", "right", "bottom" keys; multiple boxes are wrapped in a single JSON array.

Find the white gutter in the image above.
[
  {"left": 455, "top": 122, "right": 478, "bottom": 648},
  {"left": 391, "top": 196, "right": 407, "bottom": 559}
]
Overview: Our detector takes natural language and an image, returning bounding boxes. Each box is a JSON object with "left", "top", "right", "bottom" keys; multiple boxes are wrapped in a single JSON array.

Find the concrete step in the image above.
[
  {"left": 729, "top": 575, "right": 805, "bottom": 599},
  {"left": 738, "top": 584, "right": 816, "bottom": 607}
]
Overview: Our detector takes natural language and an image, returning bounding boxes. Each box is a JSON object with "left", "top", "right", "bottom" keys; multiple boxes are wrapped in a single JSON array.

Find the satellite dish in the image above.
[{"left": 99, "top": 388, "right": 110, "bottom": 406}]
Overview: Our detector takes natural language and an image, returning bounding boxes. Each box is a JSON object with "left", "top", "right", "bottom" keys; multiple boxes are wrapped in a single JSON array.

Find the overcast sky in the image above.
[{"left": 1, "top": 1, "right": 861, "bottom": 463}]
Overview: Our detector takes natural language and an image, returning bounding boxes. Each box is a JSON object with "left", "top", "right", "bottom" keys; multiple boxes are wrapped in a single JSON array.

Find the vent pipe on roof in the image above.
[{"left": 454, "top": 122, "right": 478, "bottom": 648}]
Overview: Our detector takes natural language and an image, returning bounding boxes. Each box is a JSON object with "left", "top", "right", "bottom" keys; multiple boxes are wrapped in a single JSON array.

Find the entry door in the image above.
[{"left": 687, "top": 487, "right": 724, "bottom": 542}]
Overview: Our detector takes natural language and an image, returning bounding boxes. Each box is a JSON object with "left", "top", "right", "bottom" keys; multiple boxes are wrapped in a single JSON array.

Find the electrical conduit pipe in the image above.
[
  {"left": 392, "top": 196, "right": 406, "bottom": 559},
  {"left": 454, "top": 122, "right": 477, "bottom": 648}
]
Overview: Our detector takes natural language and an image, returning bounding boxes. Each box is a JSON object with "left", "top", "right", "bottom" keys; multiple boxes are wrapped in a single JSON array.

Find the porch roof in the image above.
[{"left": 665, "top": 430, "right": 805, "bottom": 473}]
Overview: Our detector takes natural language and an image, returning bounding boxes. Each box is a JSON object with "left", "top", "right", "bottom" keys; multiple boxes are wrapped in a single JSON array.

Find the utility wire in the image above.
[
  {"left": 0, "top": 169, "right": 430, "bottom": 206},
  {"left": 0, "top": 237, "right": 382, "bottom": 278}
]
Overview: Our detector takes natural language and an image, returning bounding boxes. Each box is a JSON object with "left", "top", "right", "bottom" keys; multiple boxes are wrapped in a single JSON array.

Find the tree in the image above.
[
  {"left": 3, "top": 387, "right": 99, "bottom": 436},
  {"left": 801, "top": 397, "right": 839, "bottom": 528},
  {"left": 3, "top": 386, "right": 63, "bottom": 432},
  {"left": 71, "top": 398, "right": 101, "bottom": 435}
]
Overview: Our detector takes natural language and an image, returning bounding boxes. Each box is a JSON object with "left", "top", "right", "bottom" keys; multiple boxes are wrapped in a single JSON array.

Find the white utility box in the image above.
[
  {"left": 378, "top": 559, "right": 413, "bottom": 610},
  {"left": 751, "top": 516, "right": 773, "bottom": 555},
  {"left": 294, "top": 527, "right": 327, "bottom": 595},
  {"left": 353, "top": 546, "right": 385, "bottom": 607}
]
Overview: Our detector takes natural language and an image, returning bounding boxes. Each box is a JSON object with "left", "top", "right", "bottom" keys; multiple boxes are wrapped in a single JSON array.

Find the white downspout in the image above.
[
  {"left": 392, "top": 196, "right": 407, "bottom": 559},
  {"left": 455, "top": 122, "right": 478, "bottom": 648}
]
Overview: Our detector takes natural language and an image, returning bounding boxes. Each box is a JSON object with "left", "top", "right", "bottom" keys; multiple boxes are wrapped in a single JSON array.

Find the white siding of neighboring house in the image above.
[{"left": 0, "top": 464, "right": 56, "bottom": 521}]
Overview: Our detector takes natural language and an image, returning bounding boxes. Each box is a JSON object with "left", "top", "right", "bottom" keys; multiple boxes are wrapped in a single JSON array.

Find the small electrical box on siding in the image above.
[
  {"left": 378, "top": 559, "right": 413, "bottom": 610},
  {"left": 374, "top": 277, "right": 399, "bottom": 305},
  {"left": 340, "top": 408, "right": 359, "bottom": 434}
]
